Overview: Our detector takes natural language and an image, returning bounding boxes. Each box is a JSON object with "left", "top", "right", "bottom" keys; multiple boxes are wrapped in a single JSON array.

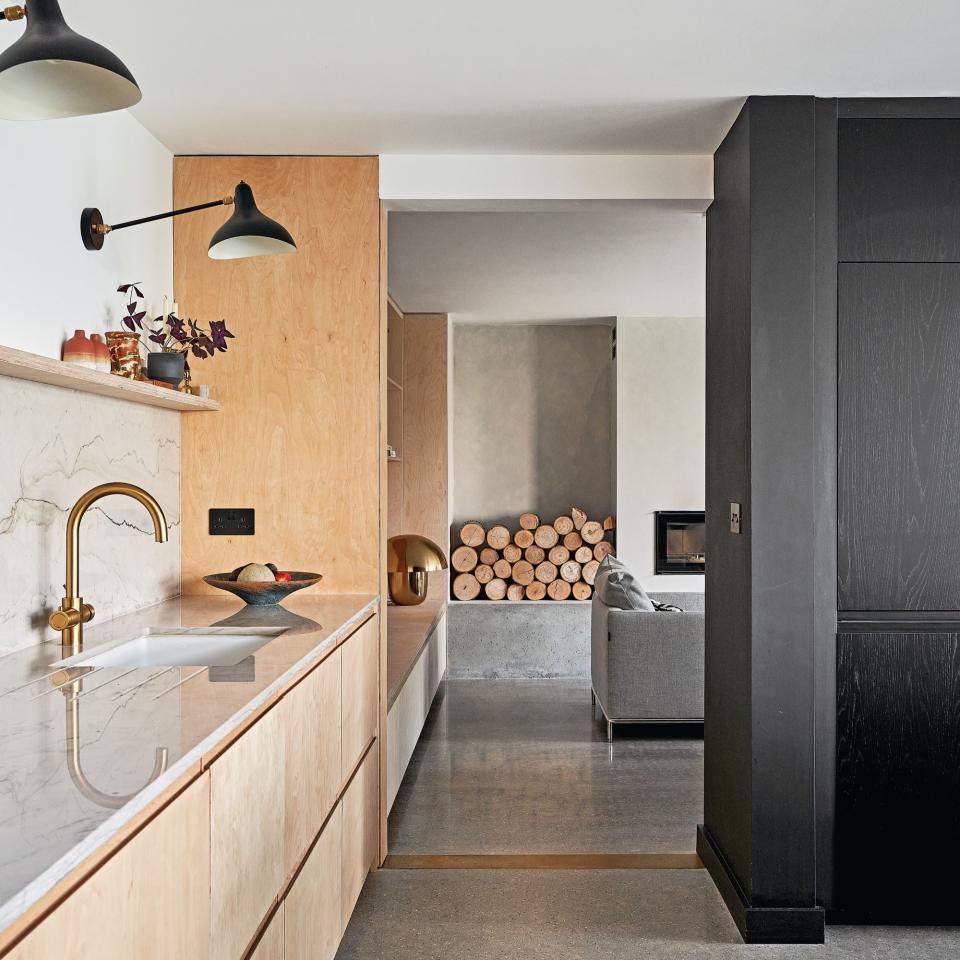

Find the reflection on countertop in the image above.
[{"left": 0, "top": 592, "right": 377, "bottom": 934}]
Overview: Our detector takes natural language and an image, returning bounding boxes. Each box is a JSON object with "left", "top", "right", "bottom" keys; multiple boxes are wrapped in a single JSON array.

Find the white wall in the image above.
[
  {"left": 616, "top": 316, "right": 705, "bottom": 592},
  {"left": 0, "top": 112, "right": 178, "bottom": 652},
  {"left": 0, "top": 111, "right": 173, "bottom": 358},
  {"left": 380, "top": 155, "right": 712, "bottom": 206}
]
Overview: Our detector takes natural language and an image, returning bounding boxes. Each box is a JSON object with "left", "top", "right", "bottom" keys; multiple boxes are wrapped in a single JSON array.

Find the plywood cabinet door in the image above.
[
  {"left": 249, "top": 904, "right": 284, "bottom": 960},
  {"left": 341, "top": 747, "right": 378, "bottom": 930},
  {"left": 285, "top": 806, "right": 342, "bottom": 960},
  {"left": 341, "top": 615, "right": 379, "bottom": 779},
  {"left": 284, "top": 648, "right": 341, "bottom": 878},
  {"left": 210, "top": 705, "right": 285, "bottom": 960},
  {"left": 8, "top": 773, "right": 211, "bottom": 960}
]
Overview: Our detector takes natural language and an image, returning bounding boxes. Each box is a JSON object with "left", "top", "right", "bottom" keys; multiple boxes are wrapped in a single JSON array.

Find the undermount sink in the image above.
[{"left": 54, "top": 627, "right": 287, "bottom": 669}]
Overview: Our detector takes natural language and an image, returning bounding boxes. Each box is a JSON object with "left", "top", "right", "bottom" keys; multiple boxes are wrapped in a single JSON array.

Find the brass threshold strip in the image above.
[{"left": 383, "top": 853, "right": 703, "bottom": 870}]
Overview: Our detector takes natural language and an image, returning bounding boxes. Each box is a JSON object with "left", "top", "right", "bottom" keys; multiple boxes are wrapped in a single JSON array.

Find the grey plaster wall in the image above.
[{"left": 452, "top": 323, "right": 614, "bottom": 526}]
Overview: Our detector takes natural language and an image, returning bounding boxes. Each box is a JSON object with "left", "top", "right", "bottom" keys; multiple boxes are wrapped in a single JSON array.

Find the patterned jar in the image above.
[{"left": 105, "top": 331, "right": 143, "bottom": 379}]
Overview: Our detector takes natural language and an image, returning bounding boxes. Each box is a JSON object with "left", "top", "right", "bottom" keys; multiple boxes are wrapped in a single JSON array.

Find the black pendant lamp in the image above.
[
  {"left": 81, "top": 181, "right": 298, "bottom": 261},
  {"left": 0, "top": 0, "right": 141, "bottom": 120}
]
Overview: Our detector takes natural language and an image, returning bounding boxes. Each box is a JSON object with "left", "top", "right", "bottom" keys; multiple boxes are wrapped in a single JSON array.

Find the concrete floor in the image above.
[
  {"left": 337, "top": 869, "right": 960, "bottom": 960},
  {"left": 388, "top": 679, "right": 703, "bottom": 853},
  {"left": 340, "top": 679, "right": 960, "bottom": 958}
]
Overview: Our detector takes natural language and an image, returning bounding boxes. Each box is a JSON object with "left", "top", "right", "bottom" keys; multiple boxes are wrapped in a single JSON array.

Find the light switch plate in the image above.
[{"left": 730, "top": 502, "right": 741, "bottom": 534}]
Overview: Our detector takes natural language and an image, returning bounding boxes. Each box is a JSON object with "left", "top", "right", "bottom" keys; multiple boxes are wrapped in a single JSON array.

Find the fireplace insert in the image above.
[{"left": 654, "top": 511, "right": 705, "bottom": 575}]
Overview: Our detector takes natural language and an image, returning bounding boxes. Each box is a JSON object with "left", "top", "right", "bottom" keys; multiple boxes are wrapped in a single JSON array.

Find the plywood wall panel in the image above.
[
  {"left": 174, "top": 156, "right": 380, "bottom": 594},
  {"left": 402, "top": 314, "right": 448, "bottom": 553}
]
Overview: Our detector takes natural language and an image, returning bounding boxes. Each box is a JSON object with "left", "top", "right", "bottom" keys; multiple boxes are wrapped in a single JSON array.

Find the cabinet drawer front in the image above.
[
  {"left": 9, "top": 773, "right": 210, "bottom": 960},
  {"left": 285, "top": 806, "right": 342, "bottom": 960},
  {"left": 341, "top": 615, "right": 379, "bottom": 779},
  {"left": 341, "top": 747, "right": 378, "bottom": 930},
  {"left": 210, "top": 706, "right": 284, "bottom": 960},
  {"left": 284, "top": 648, "right": 341, "bottom": 878}
]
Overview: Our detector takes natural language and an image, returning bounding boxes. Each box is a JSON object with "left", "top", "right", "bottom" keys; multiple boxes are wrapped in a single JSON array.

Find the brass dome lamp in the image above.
[{"left": 387, "top": 535, "right": 447, "bottom": 606}]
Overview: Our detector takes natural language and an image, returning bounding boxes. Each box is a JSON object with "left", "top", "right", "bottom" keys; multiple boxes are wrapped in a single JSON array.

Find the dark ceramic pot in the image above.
[{"left": 147, "top": 351, "right": 185, "bottom": 388}]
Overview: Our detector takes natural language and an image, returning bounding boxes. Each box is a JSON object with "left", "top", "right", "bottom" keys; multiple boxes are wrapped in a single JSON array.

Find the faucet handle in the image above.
[{"left": 49, "top": 603, "right": 95, "bottom": 632}]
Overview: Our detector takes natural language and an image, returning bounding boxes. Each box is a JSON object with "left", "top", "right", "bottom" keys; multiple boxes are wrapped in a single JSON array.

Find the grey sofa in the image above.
[{"left": 590, "top": 591, "right": 704, "bottom": 740}]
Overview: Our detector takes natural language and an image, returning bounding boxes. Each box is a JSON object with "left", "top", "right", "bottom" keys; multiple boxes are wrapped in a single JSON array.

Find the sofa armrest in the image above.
[
  {"left": 591, "top": 597, "right": 611, "bottom": 706},
  {"left": 604, "top": 610, "right": 705, "bottom": 720}
]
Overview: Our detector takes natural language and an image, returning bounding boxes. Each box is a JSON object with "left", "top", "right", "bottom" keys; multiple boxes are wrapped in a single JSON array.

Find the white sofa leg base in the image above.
[{"left": 607, "top": 719, "right": 614, "bottom": 742}]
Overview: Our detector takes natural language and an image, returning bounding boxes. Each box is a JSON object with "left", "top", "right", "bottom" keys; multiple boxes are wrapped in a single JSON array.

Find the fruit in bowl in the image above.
[{"left": 205, "top": 563, "right": 322, "bottom": 605}]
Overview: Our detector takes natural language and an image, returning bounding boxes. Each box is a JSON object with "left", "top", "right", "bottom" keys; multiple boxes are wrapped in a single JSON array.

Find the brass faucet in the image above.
[{"left": 49, "top": 482, "right": 168, "bottom": 654}]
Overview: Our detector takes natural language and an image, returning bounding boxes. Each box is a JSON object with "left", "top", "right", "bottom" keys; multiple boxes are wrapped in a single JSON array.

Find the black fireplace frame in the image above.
[{"left": 654, "top": 510, "right": 706, "bottom": 575}]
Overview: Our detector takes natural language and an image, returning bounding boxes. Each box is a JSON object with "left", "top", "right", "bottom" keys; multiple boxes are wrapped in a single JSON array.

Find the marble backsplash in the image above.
[{"left": 0, "top": 376, "right": 180, "bottom": 656}]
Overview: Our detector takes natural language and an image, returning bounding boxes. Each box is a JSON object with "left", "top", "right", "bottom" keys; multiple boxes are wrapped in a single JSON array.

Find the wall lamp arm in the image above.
[{"left": 81, "top": 195, "right": 234, "bottom": 251}]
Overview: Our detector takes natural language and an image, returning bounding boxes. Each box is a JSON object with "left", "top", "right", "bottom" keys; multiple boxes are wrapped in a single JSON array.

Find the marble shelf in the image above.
[{"left": 0, "top": 344, "right": 220, "bottom": 412}]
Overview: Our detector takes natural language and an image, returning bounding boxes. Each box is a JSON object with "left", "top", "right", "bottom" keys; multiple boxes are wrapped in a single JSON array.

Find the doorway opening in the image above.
[{"left": 382, "top": 201, "right": 706, "bottom": 866}]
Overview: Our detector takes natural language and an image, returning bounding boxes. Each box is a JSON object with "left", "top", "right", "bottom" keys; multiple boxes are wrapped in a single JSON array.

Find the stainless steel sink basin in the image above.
[{"left": 53, "top": 627, "right": 286, "bottom": 669}]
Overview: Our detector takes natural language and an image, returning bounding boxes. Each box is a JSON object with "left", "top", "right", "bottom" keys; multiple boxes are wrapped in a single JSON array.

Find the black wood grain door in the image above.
[
  {"left": 838, "top": 263, "right": 960, "bottom": 611},
  {"left": 840, "top": 119, "right": 960, "bottom": 262},
  {"left": 835, "top": 630, "right": 960, "bottom": 920}
]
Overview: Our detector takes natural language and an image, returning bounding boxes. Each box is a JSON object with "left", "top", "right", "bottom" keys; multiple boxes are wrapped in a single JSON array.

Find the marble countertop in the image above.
[{"left": 0, "top": 592, "right": 378, "bottom": 935}]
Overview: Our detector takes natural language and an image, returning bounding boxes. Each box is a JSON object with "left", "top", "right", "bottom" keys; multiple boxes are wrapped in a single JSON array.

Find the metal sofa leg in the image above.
[
  {"left": 590, "top": 688, "right": 596, "bottom": 705},
  {"left": 607, "top": 719, "right": 614, "bottom": 742}
]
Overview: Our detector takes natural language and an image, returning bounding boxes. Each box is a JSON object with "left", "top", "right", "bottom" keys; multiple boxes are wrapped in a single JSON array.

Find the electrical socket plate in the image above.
[{"left": 209, "top": 508, "right": 255, "bottom": 536}]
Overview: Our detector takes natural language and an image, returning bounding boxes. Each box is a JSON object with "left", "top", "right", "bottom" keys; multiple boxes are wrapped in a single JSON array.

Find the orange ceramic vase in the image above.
[
  {"left": 88, "top": 333, "right": 111, "bottom": 373},
  {"left": 62, "top": 329, "right": 96, "bottom": 369}
]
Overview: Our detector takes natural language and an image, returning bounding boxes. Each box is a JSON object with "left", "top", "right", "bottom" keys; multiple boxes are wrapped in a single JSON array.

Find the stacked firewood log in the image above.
[{"left": 451, "top": 507, "right": 615, "bottom": 601}]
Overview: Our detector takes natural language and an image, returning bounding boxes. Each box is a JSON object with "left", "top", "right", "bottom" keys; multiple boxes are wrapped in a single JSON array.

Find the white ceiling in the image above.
[
  {"left": 36, "top": 1, "right": 960, "bottom": 155},
  {"left": 388, "top": 205, "right": 705, "bottom": 322}
]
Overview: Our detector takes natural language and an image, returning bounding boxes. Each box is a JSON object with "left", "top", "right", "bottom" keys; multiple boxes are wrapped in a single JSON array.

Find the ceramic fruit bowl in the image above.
[{"left": 203, "top": 571, "right": 322, "bottom": 606}]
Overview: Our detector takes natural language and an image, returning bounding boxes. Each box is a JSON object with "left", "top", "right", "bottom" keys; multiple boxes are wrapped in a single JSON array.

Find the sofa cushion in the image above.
[{"left": 594, "top": 555, "right": 654, "bottom": 611}]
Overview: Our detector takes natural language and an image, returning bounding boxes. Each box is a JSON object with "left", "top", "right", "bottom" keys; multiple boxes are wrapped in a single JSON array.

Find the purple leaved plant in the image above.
[
  {"left": 118, "top": 281, "right": 236, "bottom": 361},
  {"left": 116, "top": 282, "right": 146, "bottom": 332}
]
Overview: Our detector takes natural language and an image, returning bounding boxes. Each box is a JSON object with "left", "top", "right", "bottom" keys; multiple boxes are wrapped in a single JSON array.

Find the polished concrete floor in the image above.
[
  {"left": 337, "top": 869, "right": 960, "bottom": 959},
  {"left": 388, "top": 679, "right": 703, "bottom": 854},
  {"left": 338, "top": 679, "right": 960, "bottom": 958}
]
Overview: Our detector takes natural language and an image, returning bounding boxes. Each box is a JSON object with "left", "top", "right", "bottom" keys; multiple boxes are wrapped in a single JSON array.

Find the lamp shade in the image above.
[
  {"left": 207, "top": 181, "right": 297, "bottom": 260},
  {"left": 387, "top": 535, "right": 448, "bottom": 573},
  {"left": 0, "top": 0, "right": 141, "bottom": 120}
]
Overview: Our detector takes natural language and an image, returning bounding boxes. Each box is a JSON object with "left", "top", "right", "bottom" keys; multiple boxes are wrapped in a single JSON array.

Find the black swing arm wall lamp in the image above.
[{"left": 81, "top": 181, "right": 298, "bottom": 261}]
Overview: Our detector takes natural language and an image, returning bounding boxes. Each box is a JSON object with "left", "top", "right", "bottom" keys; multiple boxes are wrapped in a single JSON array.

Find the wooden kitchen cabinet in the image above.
[
  {"left": 341, "top": 615, "right": 379, "bottom": 779},
  {"left": 249, "top": 904, "right": 284, "bottom": 960},
  {"left": 283, "top": 647, "right": 341, "bottom": 878},
  {"left": 8, "top": 773, "right": 210, "bottom": 960},
  {"left": 209, "top": 705, "right": 284, "bottom": 960},
  {"left": 285, "top": 805, "right": 342, "bottom": 960},
  {"left": 341, "top": 747, "right": 378, "bottom": 929}
]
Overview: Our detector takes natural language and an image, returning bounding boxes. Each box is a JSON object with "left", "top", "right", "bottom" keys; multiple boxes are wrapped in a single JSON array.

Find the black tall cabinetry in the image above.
[{"left": 835, "top": 113, "right": 960, "bottom": 921}]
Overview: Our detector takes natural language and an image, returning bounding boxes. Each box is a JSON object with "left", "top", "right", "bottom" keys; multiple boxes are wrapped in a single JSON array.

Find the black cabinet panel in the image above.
[
  {"left": 835, "top": 631, "right": 960, "bottom": 921},
  {"left": 838, "top": 263, "right": 960, "bottom": 610},
  {"left": 840, "top": 119, "right": 960, "bottom": 261}
]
